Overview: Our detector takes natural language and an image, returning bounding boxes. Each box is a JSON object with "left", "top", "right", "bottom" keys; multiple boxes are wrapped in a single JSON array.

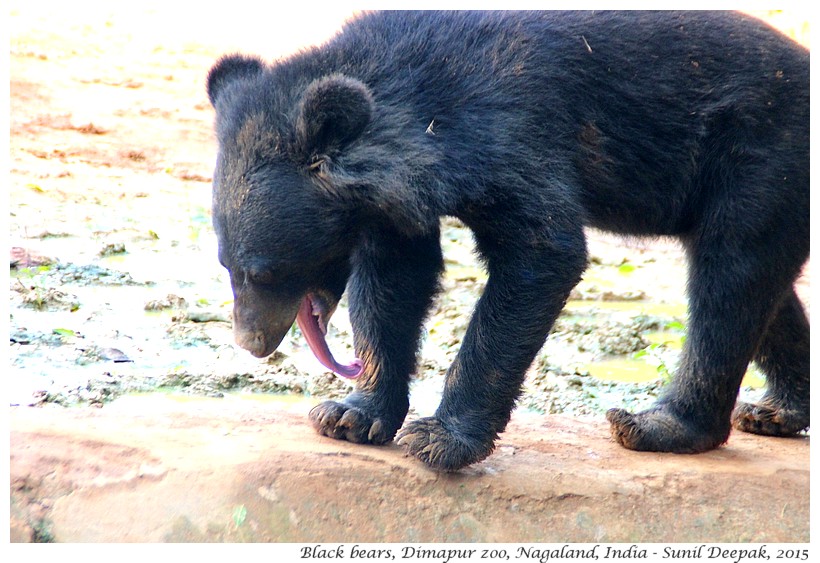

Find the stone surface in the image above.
[{"left": 10, "top": 395, "right": 809, "bottom": 543}]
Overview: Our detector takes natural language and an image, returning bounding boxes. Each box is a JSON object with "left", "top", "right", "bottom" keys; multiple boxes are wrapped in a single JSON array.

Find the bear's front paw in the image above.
[
  {"left": 396, "top": 417, "right": 494, "bottom": 471},
  {"left": 606, "top": 405, "right": 729, "bottom": 453},
  {"left": 732, "top": 401, "right": 809, "bottom": 437},
  {"left": 309, "top": 400, "right": 397, "bottom": 445}
]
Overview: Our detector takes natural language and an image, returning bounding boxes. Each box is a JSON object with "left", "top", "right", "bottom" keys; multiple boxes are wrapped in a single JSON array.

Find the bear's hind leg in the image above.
[
  {"left": 732, "top": 288, "right": 810, "bottom": 436},
  {"left": 608, "top": 226, "right": 806, "bottom": 453}
]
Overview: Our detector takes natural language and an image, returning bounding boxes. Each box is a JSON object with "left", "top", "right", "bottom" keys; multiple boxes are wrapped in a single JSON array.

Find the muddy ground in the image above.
[{"left": 8, "top": 2, "right": 811, "bottom": 544}]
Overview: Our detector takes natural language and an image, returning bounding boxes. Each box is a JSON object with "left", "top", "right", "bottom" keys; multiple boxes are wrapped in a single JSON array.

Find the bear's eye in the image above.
[{"left": 247, "top": 268, "right": 276, "bottom": 285}]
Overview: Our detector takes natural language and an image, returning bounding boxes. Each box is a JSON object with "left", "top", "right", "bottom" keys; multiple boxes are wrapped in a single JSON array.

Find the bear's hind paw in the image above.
[
  {"left": 606, "top": 406, "right": 729, "bottom": 453},
  {"left": 732, "top": 401, "right": 809, "bottom": 437}
]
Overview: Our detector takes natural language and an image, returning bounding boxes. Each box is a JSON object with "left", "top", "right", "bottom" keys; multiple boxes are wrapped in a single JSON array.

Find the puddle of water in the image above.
[
  {"left": 585, "top": 356, "right": 766, "bottom": 389},
  {"left": 564, "top": 299, "right": 688, "bottom": 319},
  {"left": 740, "top": 369, "right": 766, "bottom": 389},
  {"left": 585, "top": 357, "right": 661, "bottom": 384},
  {"left": 645, "top": 331, "right": 685, "bottom": 348}
]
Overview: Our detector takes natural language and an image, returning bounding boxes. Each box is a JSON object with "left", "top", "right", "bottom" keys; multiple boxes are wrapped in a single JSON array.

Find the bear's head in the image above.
[{"left": 206, "top": 54, "right": 377, "bottom": 376}]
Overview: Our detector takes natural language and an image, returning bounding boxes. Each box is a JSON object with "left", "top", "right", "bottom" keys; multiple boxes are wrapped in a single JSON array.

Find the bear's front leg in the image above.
[
  {"left": 309, "top": 227, "right": 443, "bottom": 446},
  {"left": 398, "top": 231, "right": 588, "bottom": 471}
]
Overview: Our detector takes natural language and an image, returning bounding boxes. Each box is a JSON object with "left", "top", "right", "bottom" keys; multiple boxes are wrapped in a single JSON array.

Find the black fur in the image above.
[{"left": 208, "top": 11, "right": 809, "bottom": 470}]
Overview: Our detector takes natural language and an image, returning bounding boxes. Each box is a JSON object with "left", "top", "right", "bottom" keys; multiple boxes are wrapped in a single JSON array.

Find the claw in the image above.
[
  {"left": 337, "top": 409, "right": 358, "bottom": 429},
  {"left": 368, "top": 419, "right": 384, "bottom": 442}
]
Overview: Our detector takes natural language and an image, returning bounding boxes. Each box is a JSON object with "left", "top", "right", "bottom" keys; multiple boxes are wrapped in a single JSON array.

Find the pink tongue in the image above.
[{"left": 295, "top": 296, "right": 363, "bottom": 379}]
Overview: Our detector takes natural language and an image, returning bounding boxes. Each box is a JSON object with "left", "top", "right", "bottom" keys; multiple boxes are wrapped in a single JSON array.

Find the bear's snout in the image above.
[{"left": 233, "top": 327, "right": 283, "bottom": 358}]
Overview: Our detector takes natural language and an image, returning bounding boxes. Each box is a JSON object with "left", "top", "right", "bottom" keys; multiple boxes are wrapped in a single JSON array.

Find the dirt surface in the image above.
[{"left": 8, "top": 2, "right": 811, "bottom": 545}]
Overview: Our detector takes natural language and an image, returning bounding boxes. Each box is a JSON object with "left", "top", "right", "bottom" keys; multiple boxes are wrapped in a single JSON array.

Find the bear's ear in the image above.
[
  {"left": 207, "top": 54, "right": 265, "bottom": 106},
  {"left": 296, "top": 74, "right": 374, "bottom": 155}
]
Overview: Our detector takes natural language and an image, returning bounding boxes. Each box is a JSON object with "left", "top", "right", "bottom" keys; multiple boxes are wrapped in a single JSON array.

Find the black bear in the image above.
[{"left": 207, "top": 11, "right": 809, "bottom": 471}]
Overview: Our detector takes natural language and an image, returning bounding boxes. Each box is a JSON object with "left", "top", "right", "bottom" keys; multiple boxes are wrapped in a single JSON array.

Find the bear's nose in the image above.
[{"left": 234, "top": 329, "right": 273, "bottom": 358}]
